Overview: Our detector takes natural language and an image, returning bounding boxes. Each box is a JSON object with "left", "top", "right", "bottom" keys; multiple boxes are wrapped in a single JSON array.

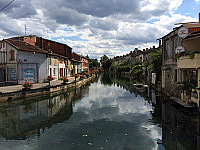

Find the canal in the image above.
[{"left": 0, "top": 74, "right": 199, "bottom": 150}]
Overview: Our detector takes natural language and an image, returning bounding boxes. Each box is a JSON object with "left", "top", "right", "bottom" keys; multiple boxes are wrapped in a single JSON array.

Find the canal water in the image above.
[{"left": 0, "top": 74, "right": 199, "bottom": 150}]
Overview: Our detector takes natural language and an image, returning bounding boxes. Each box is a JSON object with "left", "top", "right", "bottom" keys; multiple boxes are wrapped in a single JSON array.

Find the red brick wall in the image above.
[
  {"left": 23, "top": 36, "right": 72, "bottom": 59},
  {"left": 24, "top": 36, "right": 36, "bottom": 46},
  {"left": 72, "top": 53, "right": 81, "bottom": 60}
]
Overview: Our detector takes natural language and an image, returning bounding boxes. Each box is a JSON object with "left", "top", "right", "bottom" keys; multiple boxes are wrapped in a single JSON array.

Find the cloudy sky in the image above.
[{"left": 0, "top": 0, "right": 199, "bottom": 59}]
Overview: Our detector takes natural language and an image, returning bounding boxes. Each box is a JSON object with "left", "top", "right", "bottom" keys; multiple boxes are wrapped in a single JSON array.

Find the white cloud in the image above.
[{"left": 0, "top": 0, "right": 197, "bottom": 59}]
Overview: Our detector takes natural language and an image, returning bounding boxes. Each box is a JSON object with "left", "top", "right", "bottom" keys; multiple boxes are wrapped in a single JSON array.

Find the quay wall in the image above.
[{"left": 0, "top": 75, "right": 97, "bottom": 102}]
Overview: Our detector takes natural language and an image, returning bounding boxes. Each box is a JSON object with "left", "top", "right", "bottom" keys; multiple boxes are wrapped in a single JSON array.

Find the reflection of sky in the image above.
[{"left": 0, "top": 79, "right": 163, "bottom": 150}]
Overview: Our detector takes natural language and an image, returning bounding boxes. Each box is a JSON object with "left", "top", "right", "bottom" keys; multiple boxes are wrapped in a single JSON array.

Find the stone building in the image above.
[
  {"left": 161, "top": 15, "right": 200, "bottom": 107},
  {"left": 161, "top": 27, "right": 180, "bottom": 91}
]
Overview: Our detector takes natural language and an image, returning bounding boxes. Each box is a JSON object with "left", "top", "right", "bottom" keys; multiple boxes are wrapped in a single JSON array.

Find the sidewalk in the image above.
[{"left": 0, "top": 77, "right": 76, "bottom": 94}]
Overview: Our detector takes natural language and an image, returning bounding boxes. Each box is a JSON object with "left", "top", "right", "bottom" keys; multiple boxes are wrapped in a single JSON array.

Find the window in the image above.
[
  {"left": 49, "top": 57, "right": 52, "bottom": 65},
  {"left": 50, "top": 68, "right": 52, "bottom": 75},
  {"left": 174, "top": 69, "right": 177, "bottom": 82},
  {"left": 9, "top": 50, "right": 15, "bottom": 60},
  {"left": 166, "top": 41, "right": 170, "bottom": 57},
  {"left": 54, "top": 58, "right": 57, "bottom": 65},
  {"left": 53, "top": 68, "right": 56, "bottom": 75}
]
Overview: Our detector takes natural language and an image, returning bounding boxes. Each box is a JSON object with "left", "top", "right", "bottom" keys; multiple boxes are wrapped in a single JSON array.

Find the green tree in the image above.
[
  {"left": 148, "top": 49, "right": 162, "bottom": 80},
  {"left": 89, "top": 58, "right": 100, "bottom": 69},
  {"left": 100, "top": 55, "right": 112, "bottom": 71}
]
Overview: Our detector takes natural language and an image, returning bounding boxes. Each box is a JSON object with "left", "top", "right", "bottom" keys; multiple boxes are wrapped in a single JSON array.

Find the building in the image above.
[
  {"left": 9, "top": 35, "right": 72, "bottom": 78},
  {"left": 0, "top": 39, "right": 48, "bottom": 83},
  {"left": 161, "top": 27, "right": 180, "bottom": 91},
  {"left": 81, "top": 55, "right": 89, "bottom": 72},
  {"left": 161, "top": 15, "right": 200, "bottom": 107},
  {"left": 0, "top": 38, "right": 69, "bottom": 84}
]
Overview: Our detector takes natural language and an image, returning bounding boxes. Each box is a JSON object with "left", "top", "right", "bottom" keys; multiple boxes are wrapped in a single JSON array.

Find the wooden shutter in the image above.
[
  {"left": 9, "top": 50, "right": 15, "bottom": 60},
  {"left": 54, "top": 58, "right": 57, "bottom": 65}
]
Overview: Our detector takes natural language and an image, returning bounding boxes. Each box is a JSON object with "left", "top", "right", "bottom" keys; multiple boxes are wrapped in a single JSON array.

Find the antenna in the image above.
[{"left": 24, "top": 25, "right": 26, "bottom": 36}]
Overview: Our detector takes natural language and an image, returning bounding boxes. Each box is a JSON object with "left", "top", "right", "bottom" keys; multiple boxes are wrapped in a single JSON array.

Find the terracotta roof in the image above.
[{"left": 4, "top": 39, "right": 66, "bottom": 58}]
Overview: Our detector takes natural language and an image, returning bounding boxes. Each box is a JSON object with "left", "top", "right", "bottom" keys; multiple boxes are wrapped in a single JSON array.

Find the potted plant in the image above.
[
  {"left": 47, "top": 74, "right": 55, "bottom": 86},
  {"left": 73, "top": 73, "right": 79, "bottom": 82},
  {"left": 60, "top": 76, "right": 69, "bottom": 84},
  {"left": 22, "top": 81, "right": 32, "bottom": 90},
  {"left": 86, "top": 73, "right": 89, "bottom": 78},
  {"left": 80, "top": 75, "right": 84, "bottom": 80}
]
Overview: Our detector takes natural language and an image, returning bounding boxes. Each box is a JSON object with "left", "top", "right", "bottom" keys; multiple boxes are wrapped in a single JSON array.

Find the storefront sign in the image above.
[
  {"left": 175, "top": 46, "right": 185, "bottom": 54},
  {"left": 178, "top": 27, "right": 189, "bottom": 38},
  {"left": 10, "top": 69, "right": 16, "bottom": 80},
  {"left": 189, "top": 27, "right": 200, "bottom": 33},
  {"left": 23, "top": 69, "right": 34, "bottom": 80}
]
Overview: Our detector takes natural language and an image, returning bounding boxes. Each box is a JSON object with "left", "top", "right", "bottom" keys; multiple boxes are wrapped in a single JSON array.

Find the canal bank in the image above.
[{"left": 0, "top": 75, "right": 97, "bottom": 102}]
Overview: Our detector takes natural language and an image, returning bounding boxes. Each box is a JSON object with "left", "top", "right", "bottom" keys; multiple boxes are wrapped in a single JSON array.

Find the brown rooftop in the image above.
[{"left": 4, "top": 39, "right": 65, "bottom": 58}]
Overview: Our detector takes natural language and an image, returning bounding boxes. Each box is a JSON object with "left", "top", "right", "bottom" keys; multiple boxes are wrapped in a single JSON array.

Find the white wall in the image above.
[{"left": 17, "top": 51, "right": 47, "bottom": 83}]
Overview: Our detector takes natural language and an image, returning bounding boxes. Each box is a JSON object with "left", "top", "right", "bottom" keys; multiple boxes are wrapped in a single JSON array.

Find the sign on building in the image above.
[
  {"left": 175, "top": 46, "right": 185, "bottom": 54},
  {"left": 10, "top": 69, "right": 16, "bottom": 80},
  {"left": 23, "top": 69, "right": 35, "bottom": 80},
  {"left": 189, "top": 27, "right": 200, "bottom": 33},
  {"left": 178, "top": 27, "right": 189, "bottom": 38}
]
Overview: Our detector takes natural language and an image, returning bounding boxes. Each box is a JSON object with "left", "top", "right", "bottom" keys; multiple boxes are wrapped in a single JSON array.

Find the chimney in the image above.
[
  {"left": 159, "top": 39, "right": 161, "bottom": 47},
  {"left": 199, "top": 13, "right": 200, "bottom": 22}
]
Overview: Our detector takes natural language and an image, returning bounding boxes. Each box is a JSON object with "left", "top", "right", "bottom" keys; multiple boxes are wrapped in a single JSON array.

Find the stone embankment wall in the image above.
[{"left": 0, "top": 75, "right": 97, "bottom": 102}]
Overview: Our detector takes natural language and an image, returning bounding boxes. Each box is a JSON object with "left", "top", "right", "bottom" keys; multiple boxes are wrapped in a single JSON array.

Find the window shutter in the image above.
[
  {"left": 49, "top": 57, "right": 52, "bottom": 65},
  {"left": 9, "top": 50, "right": 15, "bottom": 60},
  {"left": 54, "top": 58, "right": 57, "bottom": 65}
]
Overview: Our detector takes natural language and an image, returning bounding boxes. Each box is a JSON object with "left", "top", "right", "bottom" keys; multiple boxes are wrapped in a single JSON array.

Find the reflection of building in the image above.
[
  {"left": 0, "top": 94, "right": 72, "bottom": 140},
  {"left": 162, "top": 100, "right": 199, "bottom": 150}
]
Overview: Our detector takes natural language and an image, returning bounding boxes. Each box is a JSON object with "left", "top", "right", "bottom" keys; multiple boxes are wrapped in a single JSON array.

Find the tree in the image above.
[
  {"left": 100, "top": 55, "right": 112, "bottom": 71},
  {"left": 148, "top": 49, "right": 162, "bottom": 80},
  {"left": 89, "top": 58, "right": 100, "bottom": 69}
]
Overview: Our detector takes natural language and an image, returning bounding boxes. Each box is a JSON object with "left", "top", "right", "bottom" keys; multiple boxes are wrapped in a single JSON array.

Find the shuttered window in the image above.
[
  {"left": 54, "top": 58, "right": 57, "bottom": 65},
  {"left": 9, "top": 50, "right": 15, "bottom": 60},
  {"left": 49, "top": 57, "right": 52, "bottom": 65}
]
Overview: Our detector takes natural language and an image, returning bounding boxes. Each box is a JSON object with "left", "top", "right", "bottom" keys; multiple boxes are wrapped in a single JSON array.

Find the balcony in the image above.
[{"left": 177, "top": 53, "right": 200, "bottom": 69}]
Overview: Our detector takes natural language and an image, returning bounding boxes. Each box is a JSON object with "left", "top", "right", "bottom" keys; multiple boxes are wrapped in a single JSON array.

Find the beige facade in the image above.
[
  {"left": 162, "top": 29, "right": 180, "bottom": 90},
  {"left": 177, "top": 34, "right": 200, "bottom": 107},
  {"left": 162, "top": 20, "right": 200, "bottom": 107}
]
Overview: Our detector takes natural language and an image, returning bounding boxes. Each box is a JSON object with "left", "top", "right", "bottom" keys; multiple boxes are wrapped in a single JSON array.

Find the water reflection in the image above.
[
  {"left": 162, "top": 100, "right": 200, "bottom": 150},
  {"left": 0, "top": 74, "right": 199, "bottom": 149},
  {"left": 100, "top": 74, "right": 200, "bottom": 150},
  {"left": 0, "top": 84, "right": 92, "bottom": 141}
]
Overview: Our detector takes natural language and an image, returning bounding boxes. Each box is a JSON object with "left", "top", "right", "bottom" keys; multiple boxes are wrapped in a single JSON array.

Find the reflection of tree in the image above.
[
  {"left": 100, "top": 73, "right": 113, "bottom": 86},
  {"left": 72, "top": 85, "right": 90, "bottom": 103}
]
